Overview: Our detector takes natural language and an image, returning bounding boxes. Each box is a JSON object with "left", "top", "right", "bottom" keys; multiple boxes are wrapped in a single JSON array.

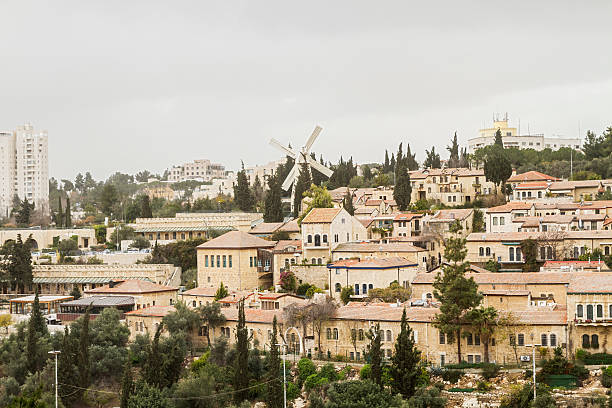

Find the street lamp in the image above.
[
  {"left": 528, "top": 335, "right": 541, "bottom": 400},
  {"left": 275, "top": 342, "right": 287, "bottom": 408},
  {"left": 48, "top": 350, "right": 61, "bottom": 408}
]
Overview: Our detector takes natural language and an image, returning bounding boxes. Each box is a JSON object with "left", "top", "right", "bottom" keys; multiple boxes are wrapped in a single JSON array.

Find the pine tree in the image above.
[
  {"left": 293, "top": 163, "right": 312, "bottom": 218},
  {"left": 390, "top": 308, "right": 421, "bottom": 398},
  {"left": 343, "top": 191, "right": 355, "bottom": 216},
  {"left": 264, "top": 174, "right": 283, "bottom": 222},
  {"left": 234, "top": 164, "right": 255, "bottom": 212},
  {"left": 141, "top": 195, "right": 153, "bottom": 218},
  {"left": 433, "top": 221, "right": 482, "bottom": 364},
  {"left": 16, "top": 198, "right": 34, "bottom": 226},
  {"left": 366, "top": 323, "right": 383, "bottom": 388},
  {"left": 65, "top": 197, "right": 72, "bottom": 228},
  {"left": 484, "top": 149, "right": 512, "bottom": 193},
  {"left": 393, "top": 160, "right": 412, "bottom": 211},
  {"left": 252, "top": 175, "right": 265, "bottom": 209},
  {"left": 390, "top": 153, "right": 396, "bottom": 172},
  {"left": 120, "top": 359, "right": 134, "bottom": 408},
  {"left": 75, "top": 173, "right": 85, "bottom": 192},
  {"left": 234, "top": 300, "right": 249, "bottom": 403},
  {"left": 79, "top": 307, "right": 91, "bottom": 389},
  {"left": 214, "top": 282, "right": 228, "bottom": 300},
  {"left": 266, "top": 316, "right": 283, "bottom": 408},
  {"left": 57, "top": 196, "right": 64, "bottom": 228}
]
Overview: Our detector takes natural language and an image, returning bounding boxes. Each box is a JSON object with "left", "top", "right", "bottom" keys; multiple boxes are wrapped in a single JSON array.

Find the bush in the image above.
[
  {"left": 304, "top": 374, "right": 323, "bottom": 392},
  {"left": 406, "top": 386, "right": 447, "bottom": 408},
  {"left": 575, "top": 348, "right": 589, "bottom": 362},
  {"left": 569, "top": 364, "right": 589, "bottom": 381},
  {"left": 359, "top": 364, "right": 371, "bottom": 380},
  {"left": 296, "top": 283, "right": 312, "bottom": 296},
  {"left": 476, "top": 381, "right": 490, "bottom": 392},
  {"left": 441, "top": 369, "right": 463, "bottom": 384},
  {"left": 319, "top": 363, "right": 338, "bottom": 382},
  {"left": 338, "top": 365, "right": 352, "bottom": 381},
  {"left": 286, "top": 382, "right": 300, "bottom": 400},
  {"left": 297, "top": 358, "right": 317, "bottom": 387},
  {"left": 481, "top": 363, "right": 500, "bottom": 380}
]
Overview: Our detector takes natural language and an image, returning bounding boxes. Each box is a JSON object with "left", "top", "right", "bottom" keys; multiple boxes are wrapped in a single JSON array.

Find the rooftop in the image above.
[
  {"left": 333, "top": 242, "right": 425, "bottom": 253},
  {"left": 329, "top": 257, "right": 417, "bottom": 269},
  {"left": 125, "top": 305, "right": 176, "bottom": 317},
  {"left": 301, "top": 207, "right": 342, "bottom": 224},
  {"left": 197, "top": 230, "right": 275, "bottom": 249},
  {"left": 86, "top": 280, "right": 178, "bottom": 294},
  {"left": 508, "top": 171, "right": 560, "bottom": 183},
  {"left": 61, "top": 295, "right": 134, "bottom": 307}
]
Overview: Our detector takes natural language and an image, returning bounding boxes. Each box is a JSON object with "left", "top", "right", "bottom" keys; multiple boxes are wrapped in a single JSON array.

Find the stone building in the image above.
[
  {"left": 85, "top": 280, "right": 179, "bottom": 310},
  {"left": 409, "top": 168, "right": 494, "bottom": 205},
  {"left": 196, "top": 230, "right": 275, "bottom": 291}
]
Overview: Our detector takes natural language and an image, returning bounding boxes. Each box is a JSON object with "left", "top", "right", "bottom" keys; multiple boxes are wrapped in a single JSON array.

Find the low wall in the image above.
[{"left": 290, "top": 265, "right": 329, "bottom": 289}]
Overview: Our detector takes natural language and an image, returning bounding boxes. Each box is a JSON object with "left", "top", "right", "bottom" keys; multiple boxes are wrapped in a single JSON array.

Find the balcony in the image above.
[{"left": 303, "top": 241, "right": 329, "bottom": 249}]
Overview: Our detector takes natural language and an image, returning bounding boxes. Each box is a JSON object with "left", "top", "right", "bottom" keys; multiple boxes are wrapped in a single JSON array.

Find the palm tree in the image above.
[
  {"left": 199, "top": 302, "right": 226, "bottom": 347},
  {"left": 464, "top": 306, "right": 499, "bottom": 363}
]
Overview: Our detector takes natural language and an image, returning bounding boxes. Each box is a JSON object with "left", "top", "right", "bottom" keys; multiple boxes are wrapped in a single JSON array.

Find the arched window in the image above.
[
  {"left": 311, "top": 258, "right": 316, "bottom": 265},
  {"left": 333, "top": 328, "right": 339, "bottom": 340},
  {"left": 606, "top": 246, "right": 610, "bottom": 256},
  {"left": 335, "top": 283, "right": 341, "bottom": 292},
  {"left": 516, "top": 247, "right": 522, "bottom": 261},
  {"left": 358, "top": 329, "right": 364, "bottom": 341},
  {"left": 597, "top": 304, "right": 604, "bottom": 318},
  {"left": 479, "top": 247, "right": 484, "bottom": 256},
  {"left": 307, "top": 235, "right": 312, "bottom": 243},
  {"left": 541, "top": 334, "right": 548, "bottom": 347},
  {"left": 314, "top": 234, "right": 321, "bottom": 246},
  {"left": 386, "top": 330, "right": 392, "bottom": 342},
  {"left": 326, "top": 328, "right": 332, "bottom": 340},
  {"left": 592, "top": 334, "right": 599, "bottom": 349},
  {"left": 550, "top": 333, "right": 557, "bottom": 347},
  {"left": 486, "top": 247, "right": 491, "bottom": 256},
  {"left": 587, "top": 304, "right": 594, "bottom": 320},
  {"left": 318, "top": 258, "right": 323, "bottom": 265},
  {"left": 547, "top": 246, "right": 553, "bottom": 259},
  {"left": 509, "top": 247, "right": 515, "bottom": 262},
  {"left": 322, "top": 234, "right": 328, "bottom": 243},
  {"left": 577, "top": 304, "right": 584, "bottom": 318},
  {"left": 582, "top": 334, "right": 590, "bottom": 348},
  {"left": 609, "top": 304, "right": 612, "bottom": 318},
  {"left": 426, "top": 293, "right": 433, "bottom": 299}
]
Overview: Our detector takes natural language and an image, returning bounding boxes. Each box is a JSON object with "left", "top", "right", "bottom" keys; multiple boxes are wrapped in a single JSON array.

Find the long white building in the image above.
[
  {"left": 167, "top": 159, "right": 226, "bottom": 182},
  {"left": 468, "top": 116, "right": 581, "bottom": 153},
  {"left": 0, "top": 124, "right": 49, "bottom": 217}
]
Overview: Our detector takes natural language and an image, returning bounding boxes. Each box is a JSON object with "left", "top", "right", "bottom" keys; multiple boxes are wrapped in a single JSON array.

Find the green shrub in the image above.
[
  {"left": 569, "top": 364, "right": 589, "bottom": 380},
  {"left": 304, "top": 374, "right": 320, "bottom": 392},
  {"left": 601, "top": 372, "right": 612, "bottom": 388},
  {"left": 441, "top": 369, "right": 463, "bottom": 384},
  {"left": 575, "top": 348, "right": 589, "bottom": 362},
  {"left": 297, "top": 358, "right": 317, "bottom": 387},
  {"left": 359, "top": 364, "right": 371, "bottom": 380},
  {"left": 338, "top": 366, "right": 352, "bottom": 381},
  {"left": 476, "top": 381, "right": 490, "bottom": 392},
  {"left": 286, "top": 382, "right": 300, "bottom": 400},
  {"left": 319, "top": 363, "right": 338, "bottom": 382},
  {"left": 407, "top": 386, "right": 447, "bottom": 408},
  {"left": 481, "top": 363, "right": 500, "bottom": 380}
]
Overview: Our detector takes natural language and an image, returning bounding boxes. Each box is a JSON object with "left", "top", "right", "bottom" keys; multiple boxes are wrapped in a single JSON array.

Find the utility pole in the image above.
[{"left": 48, "top": 350, "right": 61, "bottom": 408}]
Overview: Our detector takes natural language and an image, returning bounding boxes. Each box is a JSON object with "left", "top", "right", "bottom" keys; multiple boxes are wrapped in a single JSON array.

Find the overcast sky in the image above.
[{"left": 2, "top": 1, "right": 612, "bottom": 181}]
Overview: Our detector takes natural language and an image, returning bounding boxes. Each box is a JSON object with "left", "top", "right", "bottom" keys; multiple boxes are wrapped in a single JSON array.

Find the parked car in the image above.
[{"left": 44, "top": 314, "right": 61, "bottom": 325}]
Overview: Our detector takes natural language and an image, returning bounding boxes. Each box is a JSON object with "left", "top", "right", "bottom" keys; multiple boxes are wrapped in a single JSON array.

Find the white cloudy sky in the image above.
[{"left": 2, "top": 1, "right": 612, "bottom": 180}]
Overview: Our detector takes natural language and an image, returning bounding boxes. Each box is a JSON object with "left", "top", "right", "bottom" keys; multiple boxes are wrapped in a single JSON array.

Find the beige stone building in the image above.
[
  {"left": 409, "top": 168, "right": 494, "bottom": 205},
  {"left": 85, "top": 280, "right": 179, "bottom": 310},
  {"left": 300, "top": 207, "right": 367, "bottom": 264},
  {"left": 196, "top": 230, "right": 275, "bottom": 291},
  {"left": 180, "top": 286, "right": 218, "bottom": 308},
  {"left": 0, "top": 228, "right": 96, "bottom": 250},
  {"left": 130, "top": 212, "right": 263, "bottom": 244},
  {"left": 327, "top": 257, "right": 418, "bottom": 300},
  {"left": 393, "top": 213, "right": 423, "bottom": 238},
  {"left": 125, "top": 305, "right": 176, "bottom": 341},
  {"left": 331, "top": 241, "right": 427, "bottom": 265}
]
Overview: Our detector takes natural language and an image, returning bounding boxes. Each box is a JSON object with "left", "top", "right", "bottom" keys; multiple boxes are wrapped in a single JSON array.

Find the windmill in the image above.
[{"left": 269, "top": 125, "right": 334, "bottom": 213}]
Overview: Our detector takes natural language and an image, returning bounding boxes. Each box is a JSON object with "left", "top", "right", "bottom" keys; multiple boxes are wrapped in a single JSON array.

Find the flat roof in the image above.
[{"left": 10, "top": 295, "right": 73, "bottom": 303}]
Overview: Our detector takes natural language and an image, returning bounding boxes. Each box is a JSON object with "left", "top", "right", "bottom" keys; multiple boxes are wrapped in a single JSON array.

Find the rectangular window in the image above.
[
  {"left": 493, "top": 217, "right": 498, "bottom": 226},
  {"left": 229, "top": 255, "right": 232, "bottom": 268},
  {"left": 475, "top": 334, "right": 480, "bottom": 346},
  {"left": 467, "top": 355, "right": 474, "bottom": 364},
  {"left": 223, "top": 255, "right": 227, "bottom": 268},
  {"left": 216, "top": 255, "right": 220, "bottom": 268},
  {"left": 205, "top": 255, "right": 209, "bottom": 267},
  {"left": 541, "top": 334, "right": 548, "bottom": 347},
  {"left": 518, "top": 334, "right": 524, "bottom": 346},
  {"left": 467, "top": 333, "right": 473, "bottom": 345},
  {"left": 499, "top": 217, "right": 505, "bottom": 226},
  {"left": 250, "top": 257, "right": 253, "bottom": 267},
  {"left": 475, "top": 355, "right": 481, "bottom": 363},
  {"left": 439, "top": 332, "right": 445, "bottom": 344}
]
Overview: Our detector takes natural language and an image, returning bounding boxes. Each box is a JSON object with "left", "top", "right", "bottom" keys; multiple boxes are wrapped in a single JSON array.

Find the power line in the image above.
[{"left": 58, "top": 377, "right": 281, "bottom": 401}]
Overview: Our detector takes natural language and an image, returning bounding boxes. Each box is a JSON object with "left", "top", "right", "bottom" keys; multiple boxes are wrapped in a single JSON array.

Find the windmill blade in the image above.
[
  {"left": 269, "top": 138, "right": 296, "bottom": 158},
  {"left": 308, "top": 156, "right": 334, "bottom": 177},
  {"left": 304, "top": 126, "right": 322, "bottom": 152},
  {"left": 281, "top": 163, "right": 299, "bottom": 191}
]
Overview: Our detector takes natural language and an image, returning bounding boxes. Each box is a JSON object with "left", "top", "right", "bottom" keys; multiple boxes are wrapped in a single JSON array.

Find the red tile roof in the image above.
[
  {"left": 272, "top": 240, "right": 302, "bottom": 253},
  {"left": 181, "top": 287, "right": 218, "bottom": 297},
  {"left": 485, "top": 202, "right": 532, "bottom": 213},
  {"left": 301, "top": 208, "right": 342, "bottom": 224},
  {"left": 125, "top": 305, "right": 176, "bottom": 317},
  {"left": 394, "top": 213, "right": 422, "bottom": 221},
  {"left": 333, "top": 242, "right": 425, "bottom": 253},
  {"left": 508, "top": 171, "right": 560, "bottom": 183},
  {"left": 222, "top": 308, "right": 284, "bottom": 324},
  {"left": 515, "top": 181, "right": 549, "bottom": 190}
]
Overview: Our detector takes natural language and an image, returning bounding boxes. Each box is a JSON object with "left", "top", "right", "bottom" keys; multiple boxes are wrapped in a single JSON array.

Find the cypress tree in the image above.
[
  {"left": 65, "top": 197, "right": 72, "bottom": 228},
  {"left": 234, "top": 163, "right": 255, "bottom": 212},
  {"left": 389, "top": 153, "right": 396, "bottom": 173},
  {"left": 390, "top": 308, "right": 421, "bottom": 398},
  {"left": 266, "top": 316, "right": 283, "bottom": 408},
  {"left": 234, "top": 300, "right": 249, "bottom": 403},
  {"left": 57, "top": 196, "right": 64, "bottom": 227},
  {"left": 264, "top": 174, "right": 283, "bottom": 222},
  {"left": 393, "top": 160, "right": 412, "bottom": 211},
  {"left": 447, "top": 132, "right": 460, "bottom": 168},
  {"left": 144, "top": 324, "right": 163, "bottom": 387},
  {"left": 405, "top": 143, "right": 419, "bottom": 171},
  {"left": 120, "top": 359, "right": 134, "bottom": 408},
  {"left": 343, "top": 191, "right": 355, "bottom": 216},
  {"left": 26, "top": 289, "right": 48, "bottom": 373},
  {"left": 214, "top": 282, "right": 228, "bottom": 300},
  {"left": 78, "top": 307, "right": 91, "bottom": 390},
  {"left": 367, "top": 323, "right": 383, "bottom": 388},
  {"left": 141, "top": 195, "right": 153, "bottom": 218},
  {"left": 494, "top": 128, "right": 504, "bottom": 147},
  {"left": 384, "top": 150, "right": 390, "bottom": 172},
  {"left": 59, "top": 326, "right": 81, "bottom": 404},
  {"left": 292, "top": 163, "right": 312, "bottom": 218}
]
